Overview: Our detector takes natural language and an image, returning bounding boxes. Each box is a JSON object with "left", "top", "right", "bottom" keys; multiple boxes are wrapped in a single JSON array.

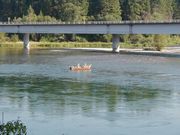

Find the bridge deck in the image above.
[{"left": 0, "top": 20, "right": 180, "bottom": 34}]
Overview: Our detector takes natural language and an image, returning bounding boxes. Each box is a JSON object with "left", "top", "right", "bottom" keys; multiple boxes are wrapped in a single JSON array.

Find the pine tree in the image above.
[
  {"left": 61, "top": 3, "right": 82, "bottom": 22},
  {"left": 23, "top": 5, "right": 37, "bottom": 22},
  {"left": 173, "top": 0, "right": 180, "bottom": 19},
  {"left": 98, "top": 0, "right": 121, "bottom": 21},
  {"left": 55, "top": 0, "right": 89, "bottom": 22},
  {"left": 88, "top": 0, "right": 101, "bottom": 20},
  {"left": 127, "top": 0, "right": 151, "bottom": 20},
  {"left": 69, "top": 0, "right": 89, "bottom": 21},
  {"left": 151, "top": 0, "right": 173, "bottom": 20},
  {"left": 121, "top": 0, "right": 130, "bottom": 20}
]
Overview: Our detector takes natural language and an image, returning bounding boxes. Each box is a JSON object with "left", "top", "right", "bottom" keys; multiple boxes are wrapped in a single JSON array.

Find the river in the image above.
[{"left": 0, "top": 48, "right": 180, "bottom": 135}]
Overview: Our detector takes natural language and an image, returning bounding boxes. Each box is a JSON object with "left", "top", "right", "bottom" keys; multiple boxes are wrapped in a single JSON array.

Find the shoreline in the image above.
[
  {"left": 63, "top": 47, "right": 180, "bottom": 57},
  {"left": 0, "top": 42, "right": 180, "bottom": 57}
]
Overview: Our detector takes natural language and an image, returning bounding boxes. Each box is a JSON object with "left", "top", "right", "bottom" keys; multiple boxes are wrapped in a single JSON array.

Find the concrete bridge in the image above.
[{"left": 1, "top": 20, "right": 180, "bottom": 52}]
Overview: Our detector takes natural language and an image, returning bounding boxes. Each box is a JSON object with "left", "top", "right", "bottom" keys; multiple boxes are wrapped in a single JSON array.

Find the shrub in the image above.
[
  {"left": 153, "top": 35, "right": 167, "bottom": 51},
  {"left": 0, "top": 33, "right": 9, "bottom": 42},
  {"left": 0, "top": 120, "right": 27, "bottom": 135},
  {"left": 10, "top": 34, "right": 19, "bottom": 42},
  {"left": 129, "top": 34, "right": 144, "bottom": 44}
]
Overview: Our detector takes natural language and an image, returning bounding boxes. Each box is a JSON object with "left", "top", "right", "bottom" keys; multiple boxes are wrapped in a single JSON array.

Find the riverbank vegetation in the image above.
[
  {"left": 0, "top": 120, "right": 27, "bottom": 134},
  {"left": 0, "top": 0, "right": 180, "bottom": 50},
  {"left": 0, "top": 41, "right": 111, "bottom": 49},
  {"left": 1, "top": 33, "right": 180, "bottom": 50}
]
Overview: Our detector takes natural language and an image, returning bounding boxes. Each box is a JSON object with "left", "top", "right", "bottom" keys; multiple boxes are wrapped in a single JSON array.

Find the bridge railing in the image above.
[{"left": 1, "top": 20, "right": 180, "bottom": 25}]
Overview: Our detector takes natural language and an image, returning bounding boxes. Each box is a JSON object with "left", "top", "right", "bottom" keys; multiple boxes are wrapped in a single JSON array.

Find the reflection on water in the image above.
[
  {"left": 0, "top": 48, "right": 180, "bottom": 135},
  {"left": 0, "top": 76, "right": 163, "bottom": 114}
]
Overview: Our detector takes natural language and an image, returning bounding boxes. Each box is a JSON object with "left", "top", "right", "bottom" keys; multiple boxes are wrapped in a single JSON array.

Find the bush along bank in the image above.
[
  {"left": 0, "top": 42, "right": 112, "bottom": 49},
  {"left": 1, "top": 34, "right": 180, "bottom": 50}
]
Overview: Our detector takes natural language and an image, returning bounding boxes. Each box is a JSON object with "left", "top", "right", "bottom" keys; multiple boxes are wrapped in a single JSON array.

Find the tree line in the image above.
[{"left": 0, "top": 0, "right": 180, "bottom": 22}]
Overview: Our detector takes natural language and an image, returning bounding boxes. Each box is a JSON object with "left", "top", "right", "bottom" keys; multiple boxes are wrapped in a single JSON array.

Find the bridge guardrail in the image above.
[{"left": 1, "top": 20, "right": 180, "bottom": 25}]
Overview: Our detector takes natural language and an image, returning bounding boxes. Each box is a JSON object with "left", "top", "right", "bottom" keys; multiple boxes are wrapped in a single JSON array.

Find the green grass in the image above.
[
  {"left": 0, "top": 41, "right": 112, "bottom": 48},
  {"left": 0, "top": 41, "right": 145, "bottom": 49},
  {"left": 0, "top": 40, "right": 179, "bottom": 49}
]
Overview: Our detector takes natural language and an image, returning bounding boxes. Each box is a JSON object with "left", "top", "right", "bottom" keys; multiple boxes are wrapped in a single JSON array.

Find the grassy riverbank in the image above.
[
  {"left": 0, "top": 41, "right": 142, "bottom": 49},
  {"left": 0, "top": 40, "right": 179, "bottom": 50},
  {"left": 0, "top": 42, "right": 112, "bottom": 48}
]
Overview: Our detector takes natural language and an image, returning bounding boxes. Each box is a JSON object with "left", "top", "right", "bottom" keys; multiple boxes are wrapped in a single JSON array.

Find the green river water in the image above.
[{"left": 0, "top": 48, "right": 180, "bottom": 135}]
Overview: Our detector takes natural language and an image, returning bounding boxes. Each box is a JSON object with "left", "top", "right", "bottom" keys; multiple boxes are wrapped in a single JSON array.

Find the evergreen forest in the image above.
[{"left": 1, "top": 0, "right": 180, "bottom": 21}]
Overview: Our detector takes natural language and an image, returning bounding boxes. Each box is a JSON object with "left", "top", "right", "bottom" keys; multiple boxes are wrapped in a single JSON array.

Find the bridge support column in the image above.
[
  {"left": 112, "top": 34, "right": 120, "bottom": 53},
  {"left": 23, "top": 33, "right": 30, "bottom": 49}
]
